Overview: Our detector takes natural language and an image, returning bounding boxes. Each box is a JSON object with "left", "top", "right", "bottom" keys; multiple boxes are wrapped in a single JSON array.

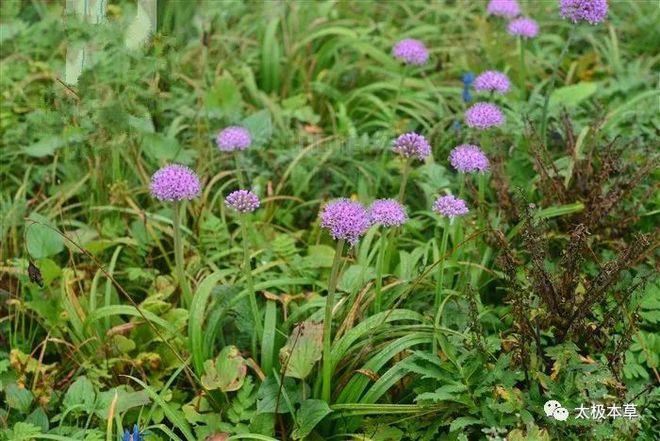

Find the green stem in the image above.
[
  {"left": 398, "top": 158, "right": 411, "bottom": 202},
  {"left": 540, "top": 27, "right": 576, "bottom": 143},
  {"left": 373, "top": 229, "right": 388, "bottom": 313},
  {"left": 234, "top": 152, "right": 246, "bottom": 187},
  {"left": 322, "top": 239, "right": 345, "bottom": 403},
  {"left": 172, "top": 202, "right": 192, "bottom": 305},
  {"left": 519, "top": 37, "right": 526, "bottom": 102},
  {"left": 240, "top": 215, "right": 262, "bottom": 356},
  {"left": 432, "top": 219, "right": 450, "bottom": 355}
]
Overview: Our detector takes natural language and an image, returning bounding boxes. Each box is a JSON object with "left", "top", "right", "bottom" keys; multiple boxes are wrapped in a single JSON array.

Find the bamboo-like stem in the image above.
[
  {"left": 240, "top": 214, "right": 262, "bottom": 356},
  {"left": 322, "top": 239, "right": 345, "bottom": 403},
  {"left": 172, "top": 202, "right": 192, "bottom": 305},
  {"left": 432, "top": 219, "right": 450, "bottom": 355}
]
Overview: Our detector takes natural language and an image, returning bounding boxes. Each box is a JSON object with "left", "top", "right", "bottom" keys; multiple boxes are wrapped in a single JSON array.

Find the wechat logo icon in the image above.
[{"left": 544, "top": 400, "right": 569, "bottom": 421}]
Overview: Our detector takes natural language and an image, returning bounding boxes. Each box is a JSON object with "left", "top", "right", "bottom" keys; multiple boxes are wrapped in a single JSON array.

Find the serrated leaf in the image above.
[
  {"left": 5, "top": 383, "right": 33, "bottom": 413},
  {"left": 449, "top": 416, "right": 481, "bottom": 432},
  {"left": 279, "top": 321, "right": 323, "bottom": 380}
]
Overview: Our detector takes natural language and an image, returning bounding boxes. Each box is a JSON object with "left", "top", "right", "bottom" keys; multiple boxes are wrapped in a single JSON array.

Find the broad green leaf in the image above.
[
  {"left": 549, "top": 82, "right": 598, "bottom": 110},
  {"left": 302, "top": 245, "right": 335, "bottom": 268},
  {"left": 26, "top": 213, "right": 64, "bottom": 259},
  {"left": 205, "top": 74, "right": 241, "bottom": 118},
  {"left": 279, "top": 321, "right": 323, "bottom": 380},
  {"left": 201, "top": 346, "right": 247, "bottom": 392},
  {"left": 5, "top": 383, "right": 33, "bottom": 413},
  {"left": 292, "top": 399, "right": 332, "bottom": 439},
  {"left": 449, "top": 416, "right": 482, "bottom": 432},
  {"left": 242, "top": 110, "right": 272, "bottom": 147},
  {"left": 256, "top": 376, "right": 301, "bottom": 414},
  {"left": 63, "top": 376, "right": 95, "bottom": 411}
]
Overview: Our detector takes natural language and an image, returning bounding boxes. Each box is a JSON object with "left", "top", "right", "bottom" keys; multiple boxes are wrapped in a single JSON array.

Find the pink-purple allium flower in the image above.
[
  {"left": 474, "top": 71, "right": 511, "bottom": 94},
  {"left": 449, "top": 144, "right": 490, "bottom": 173},
  {"left": 507, "top": 17, "right": 539, "bottom": 38},
  {"left": 486, "top": 0, "right": 521, "bottom": 18},
  {"left": 392, "top": 132, "right": 431, "bottom": 161},
  {"left": 369, "top": 199, "right": 407, "bottom": 227},
  {"left": 320, "top": 199, "right": 370, "bottom": 245},
  {"left": 559, "top": 0, "right": 608, "bottom": 25},
  {"left": 433, "top": 195, "right": 469, "bottom": 218},
  {"left": 225, "top": 189, "right": 260, "bottom": 213},
  {"left": 465, "top": 102, "right": 505, "bottom": 130},
  {"left": 216, "top": 126, "right": 252, "bottom": 152},
  {"left": 392, "top": 39, "right": 429, "bottom": 66},
  {"left": 150, "top": 164, "right": 201, "bottom": 202}
]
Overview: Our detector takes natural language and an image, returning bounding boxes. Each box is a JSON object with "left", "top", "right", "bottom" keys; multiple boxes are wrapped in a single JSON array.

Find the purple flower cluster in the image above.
[
  {"left": 320, "top": 199, "right": 370, "bottom": 245},
  {"left": 449, "top": 145, "right": 490, "bottom": 173},
  {"left": 474, "top": 70, "right": 511, "bottom": 94},
  {"left": 433, "top": 195, "right": 469, "bottom": 218},
  {"left": 392, "top": 132, "right": 431, "bottom": 161},
  {"left": 507, "top": 17, "right": 539, "bottom": 38},
  {"left": 225, "top": 190, "right": 260, "bottom": 213},
  {"left": 559, "top": 0, "right": 608, "bottom": 25},
  {"left": 486, "top": 0, "right": 521, "bottom": 18},
  {"left": 150, "top": 164, "right": 201, "bottom": 202},
  {"left": 392, "top": 39, "right": 429, "bottom": 65},
  {"left": 369, "top": 199, "right": 407, "bottom": 227},
  {"left": 216, "top": 126, "right": 252, "bottom": 152},
  {"left": 465, "top": 102, "right": 505, "bottom": 130}
]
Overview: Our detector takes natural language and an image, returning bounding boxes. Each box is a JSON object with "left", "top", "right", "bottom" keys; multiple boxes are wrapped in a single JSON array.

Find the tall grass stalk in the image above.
[
  {"left": 518, "top": 37, "right": 527, "bottom": 102},
  {"left": 322, "top": 238, "right": 345, "bottom": 402}
]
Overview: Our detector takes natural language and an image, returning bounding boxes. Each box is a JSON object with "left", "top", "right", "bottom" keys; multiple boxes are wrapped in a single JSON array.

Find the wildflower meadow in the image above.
[{"left": 1, "top": 0, "right": 658, "bottom": 440}]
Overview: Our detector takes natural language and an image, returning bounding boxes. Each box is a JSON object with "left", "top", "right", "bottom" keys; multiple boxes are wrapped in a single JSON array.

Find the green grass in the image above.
[{"left": 1, "top": 1, "right": 659, "bottom": 440}]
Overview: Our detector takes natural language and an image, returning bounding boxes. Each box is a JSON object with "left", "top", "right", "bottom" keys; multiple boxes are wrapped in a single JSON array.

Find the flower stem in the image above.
[
  {"left": 373, "top": 229, "right": 388, "bottom": 313},
  {"left": 432, "top": 219, "right": 450, "bottom": 356},
  {"left": 234, "top": 152, "right": 246, "bottom": 187},
  {"left": 240, "top": 214, "right": 262, "bottom": 356},
  {"left": 322, "top": 239, "right": 345, "bottom": 403},
  {"left": 518, "top": 37, "right": 527, "bottom": 102},
  {"left": 172, "top": 202, "right": 192, "bottom": 306},
  {"left": 540, "top": 27, "right": 576, "bottom": 143},
  {"left": 398, "top": 158, "right": 411, "bottom": 202}
]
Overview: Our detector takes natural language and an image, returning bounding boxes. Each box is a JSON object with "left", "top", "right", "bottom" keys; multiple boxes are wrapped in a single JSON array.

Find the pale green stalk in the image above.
[
  {"left": 240, "top": 214, "right": 262, "bottom": 356},
  {"left": 172, "top": 202, "right": 192, "bottom": 305},
  {"left": 432, "top": 219, "right": 450, "bottom": 355},
  {"left": 398, "top": 158, "right": 412, "bottom": 202},
  {"left": 322, "top": 239, "right": 345, "bottom": 403},
  {"left": 373, "top": 229, "right": 388, "bottom": 313}
]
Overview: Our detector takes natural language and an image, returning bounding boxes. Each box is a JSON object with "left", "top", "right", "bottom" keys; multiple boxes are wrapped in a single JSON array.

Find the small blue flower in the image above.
[
  {"left": 123, "top": 425, "right": 142, "bottom": 441},
  {"left": 462, "top": 72, "right": 474, "bottom": 103}
]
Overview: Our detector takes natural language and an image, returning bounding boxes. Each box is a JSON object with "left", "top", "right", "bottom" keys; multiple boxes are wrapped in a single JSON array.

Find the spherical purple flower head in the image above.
[
  {"left": 465, "top": 102, "right": 505, "bottom": 130},
  {"left": 216, "top": 126, "right": 251, "bottom": 152},
  {"left": 474, "top": 71, "right": 511, "bottom": 94},
  {"left": 369, "top": 199, "right": 407, "bottom": 227},
  {"left": 449, "top": 144, "right": 490, "bottom": 173},
  {"left": 392, "top": 39, "right": 429, "bottom": 66},
  {"left": 150, "top": 164, "right": 201, "bottom": 202},
  {"left": 320, "top": 199, "right": 370, "bottom": 245},
  {"left": 392, "top": 132, "right": 431, "bottom": 161},
  {"left": 559, "top": 0, "right": 608, "bottom": 25},
  {"left": 433, "top": 195, "right": 469, "bottom": 218},
  {"left": 225, "top": 189, "right": 260, "bottom": 213},
  {"left": 507, "top": 17, "right": 539, "bottom": 38},
  {"left": 487, "top": 0, "right": 521, "bottom": 18}
]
